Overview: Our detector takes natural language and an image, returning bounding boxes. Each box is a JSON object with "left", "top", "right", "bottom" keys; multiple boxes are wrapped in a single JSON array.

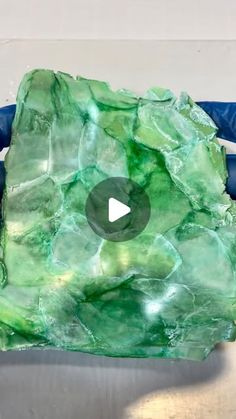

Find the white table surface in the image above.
[{"left": 0, "top": 40, "right": 236, "bottom": 419}]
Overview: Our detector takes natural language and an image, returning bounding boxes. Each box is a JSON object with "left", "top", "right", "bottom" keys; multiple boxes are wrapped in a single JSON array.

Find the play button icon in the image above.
[
  {"left": 108, "top": 198, "right": 131, "bottom": 223},
  {"left": 85, "top": 177, "right": 151, "bottom": 242}
]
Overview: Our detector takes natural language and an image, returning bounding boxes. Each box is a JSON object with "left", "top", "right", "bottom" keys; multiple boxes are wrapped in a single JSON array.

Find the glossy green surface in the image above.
[{"left": 0, "top": 69, "right": 236, "bottom": 360}]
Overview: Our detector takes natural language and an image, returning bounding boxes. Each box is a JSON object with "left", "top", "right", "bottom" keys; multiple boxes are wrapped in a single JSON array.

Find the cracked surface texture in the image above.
[{"left": 0, "top": 69, "right": 236, "bottom": 360}]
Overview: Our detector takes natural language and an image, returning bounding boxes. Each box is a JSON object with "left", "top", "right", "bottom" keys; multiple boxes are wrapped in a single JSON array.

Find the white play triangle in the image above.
[{"left": 108, "top": 197, "right": 131, "bottom": 223}]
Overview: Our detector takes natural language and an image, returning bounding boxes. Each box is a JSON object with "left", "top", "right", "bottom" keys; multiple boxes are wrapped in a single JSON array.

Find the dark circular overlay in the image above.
[{"left": 85, "top": 177, "right": 151, "bottom": 242}]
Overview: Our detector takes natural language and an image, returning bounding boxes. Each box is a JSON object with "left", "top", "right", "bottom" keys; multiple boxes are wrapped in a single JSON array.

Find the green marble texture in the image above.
[{"left": 0, "top": 69, "right": 236, "bottom": 360}]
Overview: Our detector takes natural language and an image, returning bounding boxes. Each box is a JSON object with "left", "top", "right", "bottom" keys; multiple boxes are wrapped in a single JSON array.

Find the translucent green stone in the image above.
[{"left": 0, "top": 69, "right": 236, "bottom": 360}]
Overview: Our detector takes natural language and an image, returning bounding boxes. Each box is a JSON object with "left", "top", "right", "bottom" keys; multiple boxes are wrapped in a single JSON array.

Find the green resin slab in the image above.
[{"left": 0, "top": 69, "right": 236, "bottom": 360}]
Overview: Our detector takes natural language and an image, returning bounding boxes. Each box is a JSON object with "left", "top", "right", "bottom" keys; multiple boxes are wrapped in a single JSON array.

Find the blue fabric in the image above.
[
  {"left": 197, "top": 101, "right": 236, "bottom": 143},
  {"left": 197, "top": 101, "right": 236, "bottom": 198},
  {"left": 0, "top": 103, "right": 236, "bottom": 198},
  {"left": 226, "top": 155, "right": 236, "bottom": 200},
  {"left": 0, "top": 105, "right": 16, "bottom": 150},
  {"left": 1, "top": 102, "right": 236, "bottom": 146},
  {"left": 2, "top": 102, "right": 236, "bottom": 145}
]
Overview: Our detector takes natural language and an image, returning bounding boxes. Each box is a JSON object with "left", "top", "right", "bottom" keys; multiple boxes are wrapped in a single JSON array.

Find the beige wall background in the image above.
[{"left": 0, "top": 0, "right": 236, "bottom": 40}]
